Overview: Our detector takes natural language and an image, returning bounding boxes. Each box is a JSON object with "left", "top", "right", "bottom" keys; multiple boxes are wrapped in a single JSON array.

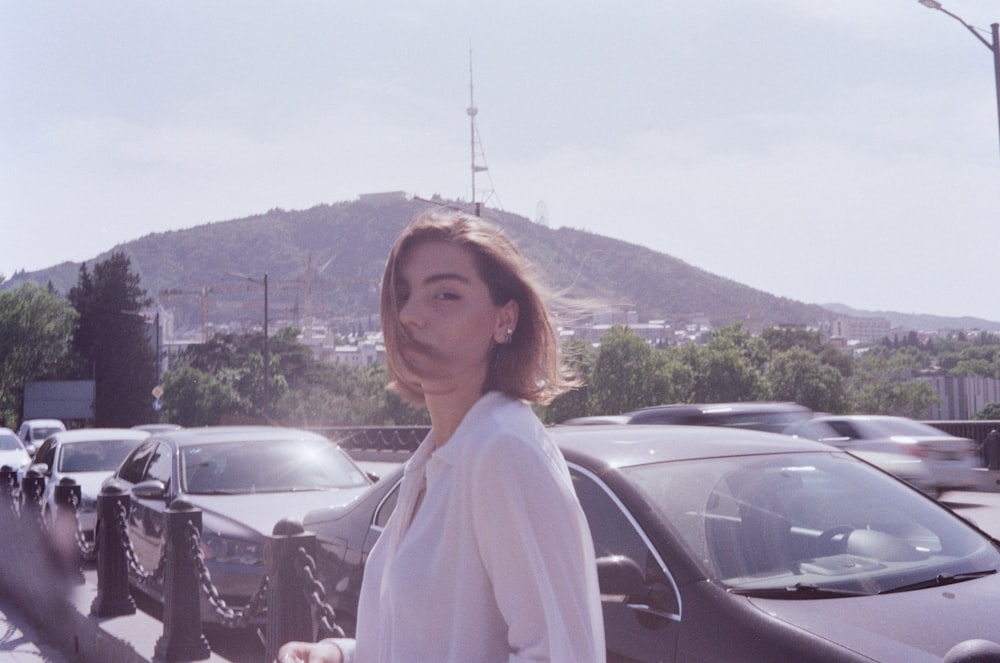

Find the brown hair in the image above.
[{"left": 381, "top": 211, "right": 576, "bottom": 406}]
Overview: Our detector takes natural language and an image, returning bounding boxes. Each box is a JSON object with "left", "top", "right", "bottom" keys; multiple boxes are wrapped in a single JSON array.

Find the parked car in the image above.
[
  {"left": 103, "top": 426, "right": 373, "bottom": 625},
  {"left": 0, "top": 427, "right": 32, "bottom": 473},
  {"left": 16, "top": 418, "right": 67, "bottom": 456},
  {"left": 561, "top": 401, "right": 814, "bottom": 433},
  {"left": 784, "top": 415, "right": 981, "bottom": 496},
  {"left": 304, "top": 424, "right": 1000, "bottom": 661},
  {"left": 25, "top": 428, "right": 151, "bottom": 543}
]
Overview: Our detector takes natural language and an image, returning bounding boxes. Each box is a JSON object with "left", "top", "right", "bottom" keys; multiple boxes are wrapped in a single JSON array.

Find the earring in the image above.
[{"left": 505, "top": 328, "right": 513, "bottom": 343}]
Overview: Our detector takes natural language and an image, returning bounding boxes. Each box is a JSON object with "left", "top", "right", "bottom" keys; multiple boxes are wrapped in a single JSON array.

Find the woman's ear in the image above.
[{"left": 494, "top": 299, "right": 519, "bottom": 344}]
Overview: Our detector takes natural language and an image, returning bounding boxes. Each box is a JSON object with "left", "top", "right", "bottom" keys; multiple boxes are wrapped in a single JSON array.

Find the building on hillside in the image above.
[
  {"left": 831, "top": 316, "right": 892, "bottom": 343},
  {"left": 318, "top": 341, "right": 385, "bottom": 367},
  {"left": 920, "top": 375, "right": 1000, "bottom": 420}
]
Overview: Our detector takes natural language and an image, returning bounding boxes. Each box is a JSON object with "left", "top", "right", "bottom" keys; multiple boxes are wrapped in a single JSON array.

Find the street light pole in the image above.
[
  {"left": 225, "top": 271, "right": 270, "bottom": 423},
  {"left": 919, "top": 0, "right": 1000, "bottom": 162}
]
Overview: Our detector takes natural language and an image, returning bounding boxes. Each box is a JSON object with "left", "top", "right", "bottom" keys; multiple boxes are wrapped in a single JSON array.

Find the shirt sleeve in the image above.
[{"left": 470, "top": 432, "right": 606, "bottom": 663}]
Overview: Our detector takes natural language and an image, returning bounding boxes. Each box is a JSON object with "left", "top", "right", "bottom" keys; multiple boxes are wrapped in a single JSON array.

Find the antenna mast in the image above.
[{"left": 467, "top": 47, "right": 488, "bottom": 216}]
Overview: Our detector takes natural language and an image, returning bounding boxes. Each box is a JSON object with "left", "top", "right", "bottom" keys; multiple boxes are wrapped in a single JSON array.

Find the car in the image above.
[
  {"left": 103, "top": 426, "right": 373, "bottom": 625},
  {"left": 0, "top": 427, "right": 32, "bottom": 473},
  {"left": 16, "top": 419, "right": 67, "bottom": 456},
  {"left": 561, "top": 401, "right": 814, "bottom": 433},
  {"left": 131, "top": 423, "right": 183, "bottom": 434},
  {"left": 303, "top": 424, "right": 1000, "bottom": 661},
  {"left": 784, "top": 414, "right": 981, "bottom": 496},
  {"left": 25, "top": 428, "right": 151, "bottom": 544}
]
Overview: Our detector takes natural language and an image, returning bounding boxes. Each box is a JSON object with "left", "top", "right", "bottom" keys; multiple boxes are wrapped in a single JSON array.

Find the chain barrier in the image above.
[
  {"left": 114, "top": 501, "right": 167, "bottom": 585},
  {"left": 23, "top": 478, "right": 46, "bottom": 531},
  {"left": 185, "top": 522, "right": 269, "bottom": 629},
  {"left": 1, "top": 473, "right": 18, "bottom": 518},
  {"left": 295, "top": 546, "right": 345, "bottom": 638},
  {"left": 66, "top": 492, "right": 97, "bottom": 560}
]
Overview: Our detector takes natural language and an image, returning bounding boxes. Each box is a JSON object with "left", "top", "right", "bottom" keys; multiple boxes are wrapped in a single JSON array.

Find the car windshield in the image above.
[
  {"left": 33, "top": 427, "right": 63, "bottom": 439},
  {"left": 181, "top": 438, "right": 369, "bottom": 494},
  {"left": 0, "top": 434, "right": 24, "bottom": 451},
  {"left": 624, "top": 451, "right": 1000, "bottom": 597},
  {"left": 59, "top": 439, "right": 143, "bottom": 472}
]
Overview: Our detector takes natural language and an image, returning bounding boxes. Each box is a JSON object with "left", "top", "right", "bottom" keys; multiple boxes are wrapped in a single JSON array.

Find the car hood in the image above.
[
  {"left": 747, "top": 572, "right": 1000, "bottom": 661},
  {"left": 0, "top": 450, "right": 30, "bottom": 471},
  {"left": 187, "top": 486, "right": 371, "bottom": 536}
]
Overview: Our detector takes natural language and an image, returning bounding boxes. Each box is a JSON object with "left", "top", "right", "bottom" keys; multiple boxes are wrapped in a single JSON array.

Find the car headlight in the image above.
[{"left": 200, "top": 533, "right": 262, "bottom": 566}]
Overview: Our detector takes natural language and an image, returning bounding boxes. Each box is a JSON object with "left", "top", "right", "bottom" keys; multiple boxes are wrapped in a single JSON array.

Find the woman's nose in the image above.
[{"left": 398, "top": 296, "right": 424, "bottom": 328}]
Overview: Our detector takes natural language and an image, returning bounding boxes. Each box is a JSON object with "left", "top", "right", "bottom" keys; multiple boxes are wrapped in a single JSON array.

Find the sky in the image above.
[{"left": 2, "top": 1, "right": 999, "bottom": 321}]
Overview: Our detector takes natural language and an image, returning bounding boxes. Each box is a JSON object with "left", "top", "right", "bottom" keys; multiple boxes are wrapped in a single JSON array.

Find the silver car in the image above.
[{"left": 785, "top": 415, "right": 981, "bottom": 495}]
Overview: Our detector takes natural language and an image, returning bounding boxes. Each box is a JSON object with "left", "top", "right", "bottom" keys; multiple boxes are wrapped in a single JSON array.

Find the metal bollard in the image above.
[
  {"left": 153, "top": 498, "right": 210, "bottom": 662},
  {"left": 19, "top": 469, "right": 45, "bottom": 522},
  {"left": 0, "top": 465, "right": 15, "bottom": 507},
  {"left": 90, "top": 483, "right": 136, "bottom": 617},
  {"left": 265, "top": 518, "right": 317, "bottom": 663},
  {"left": 52, "top": 477, "right": 85, "bottom": 584}
]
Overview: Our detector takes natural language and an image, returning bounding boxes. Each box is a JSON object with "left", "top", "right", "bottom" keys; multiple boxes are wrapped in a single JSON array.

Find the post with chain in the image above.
[
  {"left": 154, "top": 498, "right": 210, "bottom": 662},
  {"left": 265, "top": 518, "right": 316, "bottom": 663},
  {"left": 19, "top": 468, "right": 45, "bottom": 523},
  {"left": 91, "top": 483, "right": 136, "bottom": 617},
  {"left": 52, "top": 477, "right": 84, "bottom": 584},
  {"left": 0, "top": 465, "right": 16, "bottom": 511}
]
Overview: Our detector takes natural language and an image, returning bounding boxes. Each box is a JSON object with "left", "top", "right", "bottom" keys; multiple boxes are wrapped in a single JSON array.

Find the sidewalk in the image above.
[{"left": 0, "top": 591, "right": 72, "bottom": 663}]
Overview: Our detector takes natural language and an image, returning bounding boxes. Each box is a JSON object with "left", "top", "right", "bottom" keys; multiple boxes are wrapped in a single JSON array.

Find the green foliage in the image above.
[
  {"left": 975, "top": 403, "right": 1000, "bottom": 420},
  {"left": 847, "top": 348, "right": 938, "bottom": 417},
  {"left": 673, "top": 325, "right": 770, "bottom": 403},
  {"left": 765, "top": 347, "right": 847, "bottom": 413},
  {"left": 0, "top": 283, "right": 78, "bottom": 427},
  {"left": 161, "top": 366, "right": 247, "bottom": 426},
  {"left": 542, "top": 339, "right": 596, "bottom": 424},
  {"left": 67, "top": 253, "right": 156, "bottom": 426},
  {"left": 590, "top": 326, "right": 668, "bottom": 414}
]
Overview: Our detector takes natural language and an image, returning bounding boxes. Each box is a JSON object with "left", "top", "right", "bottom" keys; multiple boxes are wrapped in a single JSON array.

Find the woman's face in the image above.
[{"left": 394, "top": 240, "right": 516, "bottom": 390}]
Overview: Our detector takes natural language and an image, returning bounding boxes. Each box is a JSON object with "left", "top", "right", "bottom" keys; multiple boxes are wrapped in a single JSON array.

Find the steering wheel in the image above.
[{"left": 816, "top": 526, "right": 854, "bottom": 555}]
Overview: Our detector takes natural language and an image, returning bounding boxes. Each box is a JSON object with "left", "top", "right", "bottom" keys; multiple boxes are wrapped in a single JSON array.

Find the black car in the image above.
[
  {"left": 304, "top": 425, "right": 1000, "bottom": 661},
  {"left": 561, "top": 401, "right": 814, "bottom": 433}
]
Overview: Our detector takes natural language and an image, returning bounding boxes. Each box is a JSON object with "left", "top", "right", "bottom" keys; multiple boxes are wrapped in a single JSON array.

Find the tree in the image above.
[
  {"left": 676, "top": 325, "right": 769, "bottom": 403},
  {"left": 590, "top": 326, "right": 667, "bottom": 414},
  {"left": 0, "top": 283, "right": 78, "bottom": 426},
  {"left": 67, "top": 253, "right": 156, "bottom": 426},
  {"left": 542, "top": 339, "right": 595, "bottom": 424},
  {"left": 161, "top": 366, "right": 247, "bottom": 426},
  {"left": 766, "top": 347, "right": 847, "bottom": 413},
  {"left": 847, "top": 348, "right": 937, "bottom": 417},
  {"left": 975, "top": 403, "right": 1000, "bottom": 420}
]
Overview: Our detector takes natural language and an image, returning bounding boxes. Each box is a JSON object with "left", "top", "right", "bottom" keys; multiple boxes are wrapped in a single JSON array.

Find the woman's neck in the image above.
[{"left": 425, "top": 386, "right": 488, "bottom": 450}]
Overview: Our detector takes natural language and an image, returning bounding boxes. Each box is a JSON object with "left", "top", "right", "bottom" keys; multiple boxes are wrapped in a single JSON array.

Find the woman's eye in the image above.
[{"left": 435, "top": 292, "right": 460, "bottom": 301}]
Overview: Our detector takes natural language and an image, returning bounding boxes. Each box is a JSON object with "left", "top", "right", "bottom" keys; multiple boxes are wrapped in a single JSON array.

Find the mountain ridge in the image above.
[{"left": 5, "top": 195, "right": 998, "bottom": 335}]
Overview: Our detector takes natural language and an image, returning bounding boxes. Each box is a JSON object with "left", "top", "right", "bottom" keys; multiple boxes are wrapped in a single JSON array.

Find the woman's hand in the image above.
[{"left": 276, "top": 640, "right": 344, "bottom": 663}]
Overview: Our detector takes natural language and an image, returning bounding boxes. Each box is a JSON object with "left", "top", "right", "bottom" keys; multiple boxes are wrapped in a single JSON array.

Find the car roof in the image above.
[
  {"left": 21, "top": 419, "right": 66, "bottom": 427},
  {"left": 626, "top": 401, "right": 812, "bottom": 418},
  {"left": 148, "top": 425, "right": 333, "bottom": 447},
  {"left": 549, "top": 424, "right": 835, "bottom": 469},
  {"left": 47, "top": 428, "right": 151, "bottom": 443}
]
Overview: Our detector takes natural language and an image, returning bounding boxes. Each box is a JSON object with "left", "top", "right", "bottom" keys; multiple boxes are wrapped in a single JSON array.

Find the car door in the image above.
[
  {"left": 121, "top": 441, "right": 170, "bottom": 580},
  {"left": 569, "top": 465, "right": 682, "bottom": 663}
]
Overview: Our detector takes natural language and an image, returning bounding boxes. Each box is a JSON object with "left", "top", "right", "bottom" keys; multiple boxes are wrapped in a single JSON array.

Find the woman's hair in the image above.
[{"left": 381, "top": 210, "right": 577, "bottom": 406}]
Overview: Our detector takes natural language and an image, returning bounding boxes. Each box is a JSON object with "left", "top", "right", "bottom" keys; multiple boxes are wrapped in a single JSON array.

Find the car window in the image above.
[
  {"left": 118, "top": 441, "right": 157, "bottom": 484},
  {"left": 143, "top": 443, "right": 172, "bottom": 489},
  {"left": 826, "top": 420, "right": 860, "bottom": 439},
  {"left": 570, "top": 466, "right": 679, "bottom": 616},
  {"left": 0, "top": 434, "right": 23, "bottom": 451},
  {"left": 34, "top": 439, "right": 56, "bottom": 469}
]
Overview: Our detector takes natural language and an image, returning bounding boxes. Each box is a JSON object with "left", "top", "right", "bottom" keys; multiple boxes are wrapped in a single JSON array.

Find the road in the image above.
[{"left": 941, "top": 490, "right": 1000, "bottom": 537}]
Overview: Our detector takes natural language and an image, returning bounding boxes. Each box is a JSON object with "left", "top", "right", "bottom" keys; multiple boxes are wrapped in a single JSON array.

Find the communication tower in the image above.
[{"left": 467, "top": 47, "right": 498, "bottom": 215}]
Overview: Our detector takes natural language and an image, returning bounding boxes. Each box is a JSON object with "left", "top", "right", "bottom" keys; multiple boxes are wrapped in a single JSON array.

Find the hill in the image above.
[
  {"left": 0, "top": 195, "right": 900, "bottom": 336},
  {"left": 822, "top": 303, "right": 1000, "bottom": 334}
]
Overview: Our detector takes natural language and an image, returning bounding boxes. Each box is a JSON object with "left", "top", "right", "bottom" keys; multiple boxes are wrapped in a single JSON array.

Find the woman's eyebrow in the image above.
[{"left": 423, "top": 272, "right": 470, "bottom": 286}]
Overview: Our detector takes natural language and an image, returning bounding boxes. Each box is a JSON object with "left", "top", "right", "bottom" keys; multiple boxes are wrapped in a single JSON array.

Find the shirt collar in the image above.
[{"left": 431, "top": 390, "right": 507, "bottom": 467}]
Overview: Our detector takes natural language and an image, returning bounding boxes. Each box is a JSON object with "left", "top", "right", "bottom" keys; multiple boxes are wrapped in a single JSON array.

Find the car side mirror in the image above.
[
  {"left": 132, "top": 479, "right": 167, "bottom": 501},
  {"left": 597, "top": 554, "right": 647, "bottom": 601},
  {"left": 29, "top": 462, "right": 50, "bottom": 477}
]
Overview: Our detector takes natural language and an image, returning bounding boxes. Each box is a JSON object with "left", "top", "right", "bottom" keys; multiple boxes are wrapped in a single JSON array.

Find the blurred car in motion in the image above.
[
  {"left": 561, "top": 401, "right": 814, "bottom": 433},
  {"left": 131, "top": 423, "right": 183, "bottom": 434},
  {"left": 784, "top": 415, "right": 981, "bottom": 496},
  {"left": 26, "top": 428, "right": 151, "bottom": 543},
  {"left": 0, "top": 427, "right": 32, "bottom": 472},
  {"left": 16, "top": 418, "right": 67, "bottom": 456},
  {"left": 104, "top": 426, "right": 372, "bottom": 624},
  {"left": 304, "top": 425, "right": 1000, "bottom": 661}
]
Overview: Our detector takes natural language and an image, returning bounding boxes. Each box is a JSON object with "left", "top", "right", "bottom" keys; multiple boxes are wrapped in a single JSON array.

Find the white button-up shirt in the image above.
[{"left": 334, "top": 391, "right": 606, "bottom": 662}]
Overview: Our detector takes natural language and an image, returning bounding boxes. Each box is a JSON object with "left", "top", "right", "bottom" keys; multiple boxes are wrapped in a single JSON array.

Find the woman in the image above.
[{"left": 278, "top": 211, "right": 605, "bottom": 663}]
